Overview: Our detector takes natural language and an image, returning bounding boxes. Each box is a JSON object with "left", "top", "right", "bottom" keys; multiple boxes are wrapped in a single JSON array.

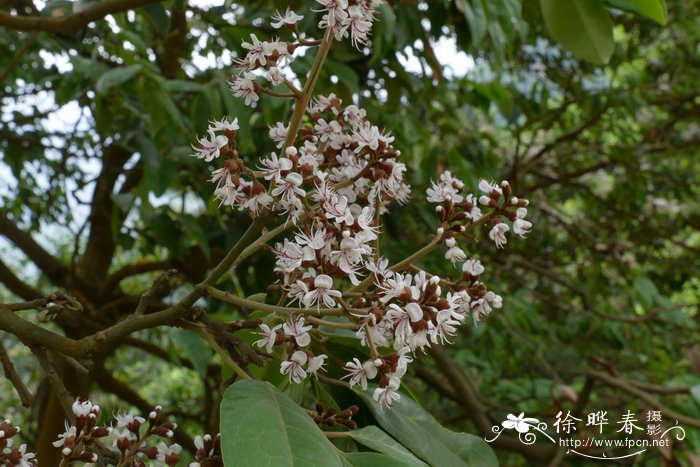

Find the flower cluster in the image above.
[
  {"left": 223, "top": 2, "right": 381, "bottom": 109},
  {"left": 256, "top": 315, "right": 328, "bottom": 384},
  {"left": 309, "top": 403, "right": 359, "bottom": 429},
  {"left": 190, "top": 434, "right": 222, "bottom": 467},
  {"left": 190, "top": 1, "right": 533, "bottom": 410},
  {"left": 53, "top": 400, "right": 181, "bottom": 466},
  {"left": 0, "top": 420, "right": 36, "bottom": 466},
  {"left": 316, "top": 0, "right": 381, "bottom": 46}
]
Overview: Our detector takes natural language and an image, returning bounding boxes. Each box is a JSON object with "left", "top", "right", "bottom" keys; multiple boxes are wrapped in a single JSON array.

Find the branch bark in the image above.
[
  {"left": 586, "top": 370, "right": 700, "bottom": 430},
  {"left": 0, "top": 0, "right": 163, "bottom": 34},
  {"left": 0, "top": 209, "right": 67, "bottom": 286}
]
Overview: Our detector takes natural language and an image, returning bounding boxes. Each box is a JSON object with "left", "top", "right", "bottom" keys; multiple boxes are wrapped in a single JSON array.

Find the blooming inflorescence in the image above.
[{"left": 189, "top": 1, "right": 532, "bottom": 409}]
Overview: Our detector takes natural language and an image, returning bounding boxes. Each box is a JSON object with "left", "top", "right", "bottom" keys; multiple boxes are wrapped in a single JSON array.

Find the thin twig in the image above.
[
  {"left": 207, "top": 287, "right": 347, "bottom": 316},
  {"left": 0, "top": 338, "right": 33, "bottom": 407},
  {"left": 180, "top": 322, "right": 250, "bottom": 381},
  {"left": 28, "top": 344, "right": 75, "bottom": 421}
]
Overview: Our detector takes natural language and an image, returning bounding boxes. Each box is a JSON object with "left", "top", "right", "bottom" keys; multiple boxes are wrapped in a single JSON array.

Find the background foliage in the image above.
[{"left": 1, "top": 0, "right": 699, "bottom": 464}]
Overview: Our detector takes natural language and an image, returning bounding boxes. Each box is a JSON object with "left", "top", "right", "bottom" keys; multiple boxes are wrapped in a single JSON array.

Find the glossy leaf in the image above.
[
  {"left": 95, "top": 65, "right": 142, "bottom": 94},
  {"left": 604, "top": 0, "right": 667, "bottom": 24},
  {"left": 220, "top": 380, "right": 343, "bottom": 467},
  {"left": 340, "top": 452, "right": 417, "bottom": 467},
  {"left": 346, "top": 426, "right": 427, "bottom": 466},
  {"left": 355, "top": 389, "right": 498, "bottom": 467},
  {"left": 540, "top": 0, "right": 614, "bottom": 64}
]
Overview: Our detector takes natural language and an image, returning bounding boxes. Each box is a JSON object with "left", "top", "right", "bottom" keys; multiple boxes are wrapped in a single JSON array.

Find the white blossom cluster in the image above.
[
  {"left": 225, "top": 2, "right": 381, "bottom": 108},
  {"left": 189, "top": 2, "right": 532, "bottom": 409},
  {"left": 52, "top": 399, "right": 182, "bottom": 466},
  {"left": 0, "top": 419, "right": 36, "bottom": 466}
]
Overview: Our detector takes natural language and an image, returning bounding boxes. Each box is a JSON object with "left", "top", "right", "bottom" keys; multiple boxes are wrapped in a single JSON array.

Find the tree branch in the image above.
[
  {"left": 586, "top": 370, "right": 700, "bottom": 430},
  {"left": 92, "top": 364, "right": 195, "bottom": 453},
  {"left": 0, "top": 0, "right": 163, "bottom": 34},
  {"left": 0, "top": 257, "right": 41, "bottom": 300},
  {"left": 0, "top": 337, "right": 33, "bottom": 407},
  {"left": 0, "top": 209, "right": 67, "bottom": 285}
]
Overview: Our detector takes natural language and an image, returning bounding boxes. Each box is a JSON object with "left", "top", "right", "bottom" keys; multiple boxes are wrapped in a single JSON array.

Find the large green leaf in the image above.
[
  {"left": 346, "top": 426, "right": 427, "bottom": 466},
  {"left": 540, "top": 0, "right": 614, "bottom": 64},
  {"left": 340, "top": 452, "right": 416, "bottom": 467},
  {"left": 221, "top": 380, "right": 344, "bottom": 467},
  {"left": 95, "top": 65, "right": 143, "bottom": 94},
  {"left": 604, "top": 0, "right": 667, "bottom": 25},
  {"left": 355, "top": 389, "right": 497, "bottom": 467}
]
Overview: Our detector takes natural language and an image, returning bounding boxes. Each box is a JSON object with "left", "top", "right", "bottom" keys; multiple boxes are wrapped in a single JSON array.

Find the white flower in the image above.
[
  {"left": 245, "top": 191, "right": 273, "bottom": 215},
  {"left": 472, "top": 292, "right": 501, "bottom": 321},
  {"left": 513, "top": 207, "right": 532, "bottom": 237},
  {"left": 406, "top": 329, "right": 430, "bottom": 351},
  {"left": 240, "top": 34, "right": 273, "bottom": 67},
  {"left": 230, "top": 72, "right": 259, "bottom": 106},
  {"left": 254, "top": 323, "right": 282, "bottom": 353},
  {"left": 265, "top": 66, "right": 284, "bottom": 86},
  {"left": 478, "top": 179, "right": 502, "bottom": 195},
  {"left": 343, "top": 104, "right": 366, "bottom": 126},
  {"left": 260, "top": 153, "right": 293, "bottom": 181},
  {"left": 283, "top": 316, "right": 312, "bottom": 347},
  {"left": 429, "top": 310, "right": 460, "bottom": 344},
  {"left": 208, "top": 117, "right": 239, "bottom": 133},
  {"left": 268, "top": 122, "right": 288, "bottom": 148},
  {"left": 314, "top": 118, "right": 342, "bottom": 142},
  {"left": 115, "top": 412, "right": 145, "bottom": 428},
  {"left": 486, "top": 291, "right": 503, "bottom": 309},
  {"left": 373, "top": 376, "right": 401, "bottom": 408},
  {"left": 272, "top": 172, "right": 305, "bottom": 200},
  {"left": 280, "top": 350, "right": 308, "bottom": 383},
  {"left": 295, "top": 227, "right": 328, "bottom": 251},
  {"left": 444, "top": 237, "right": 466, "bottom": 264},
  {"left": 72, "top": 399, "right": 94, "bottom": 417},
  {"left": 323, "top": 193, "right": 354, "bottom": 225},
  {"left": 155, "top": 442, "right": 181, "bottom": 466},
  {"left": 343, "top": 358, "right": 378, "bottom": 389},
  {"left": 366, "top": 257, "right": 393, "bottom": 284},
  {"left": 462, "top": 258, "right": 484, "bottom": 276},
  {"left": 353, "top": 124, "right": 381, "bottom": 153},
  {"left": 214, "top": 178, "right": 245, "bottom": 208},
  {"left": 346, "top": 5, "right": 372, "bottom": 48},
  {"left": 302, "top": 274, "right": 342, "bottom": 308},
  {"left": 307, "top": 354, "right": 327, "bottom": 377},
  {"left": 489, "top": 223, "right": 509, "bottom": 248},
  {"left": 395, "top": 347, "right": 413, "bottom": 374},
  {"left": 53, "top": 423, "right": 77, "bottom": 447},
  {"left": 191, "top": 129, "right": 228, "bottom": 162},
  {"left": 316, "top": 0, "right": 349, "bottom": 30},
  {"left": 270, "top": 9, "right": 304, "bottom": 29},
  {"left": 426, "top": 170, "right": 464, "bottom": 203},
  {"left": 16, "top": 444, "right": 36, "bottom": 467}
]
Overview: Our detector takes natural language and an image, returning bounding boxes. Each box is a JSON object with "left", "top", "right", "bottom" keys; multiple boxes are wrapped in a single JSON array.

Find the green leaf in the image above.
[
  {"left": 95, "top": 65, "right": 142, "bottom": 94},
  {"left": 340, "top": 452, "right": 416, "bottom": 467},
  {"left": 221, "top": 380, "right": 344, "bottom": 467},
  {"left": 690, "top": 384, "right": 700, "bottom": 407},
  {"left": 346, "top": 426, "right": 427, "bottom": 466},
  {"left": 134, "top": 133, "right": 174, "bottom": 196},
  {"left": 633, "top": 276, "right": 659, "bottom": 310},
  {"left": 178, "top": 214, "right": 211, "bottom": 261},
  {"left": 139, "top": 3, "right": 170, "bottom": 37},
  {"left": 172, "top": 329, "right": 211, "bottom": 378},
  {"left": 165, "top": 80, "right": 207, "bottom": 93},
  {"left": 355, "top": 389, "right": 497, "bottom": 467},
  {"left": 604, "top": 0, "right": 667, "bottom": 25},
  {"left": 540, "top": 0, "right": 614, "bottom": 64}
]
